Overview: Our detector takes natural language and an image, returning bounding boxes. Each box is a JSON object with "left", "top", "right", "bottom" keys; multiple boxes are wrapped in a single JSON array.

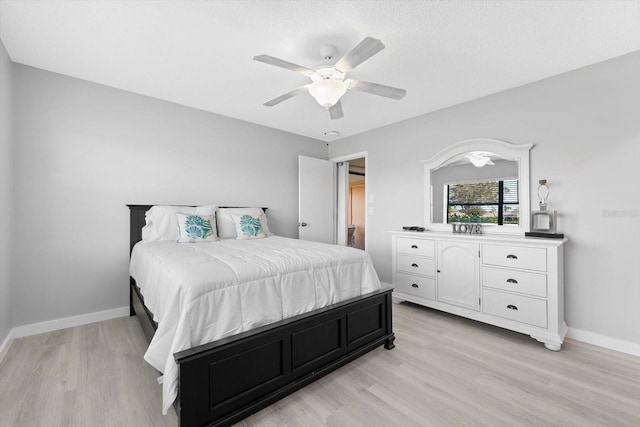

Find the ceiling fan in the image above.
[{"left": 253, "top": 37, "right": 407, "bottom": 120}]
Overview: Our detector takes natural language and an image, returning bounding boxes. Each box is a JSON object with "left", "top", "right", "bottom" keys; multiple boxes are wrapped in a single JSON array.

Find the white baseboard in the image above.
[
  {"left": 0, "top": 328, "right": 16, "bottom": 365},
  {"left": 13, "top": 306, "right": 130, "bottom": 339},
  {"left": 389, "top": 285, "right": 639, "bottom": 357},
  {"left": 567, "top": 328, "right": 640, "bottom": 357},
  {"left": 4, "top": 298, "right": 638, "bottom": 365}
]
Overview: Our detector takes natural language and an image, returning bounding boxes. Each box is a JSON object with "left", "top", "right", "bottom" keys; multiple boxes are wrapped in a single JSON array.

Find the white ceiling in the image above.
[{"left": 1, "top": 1, "right": 639, "bottom": 142}]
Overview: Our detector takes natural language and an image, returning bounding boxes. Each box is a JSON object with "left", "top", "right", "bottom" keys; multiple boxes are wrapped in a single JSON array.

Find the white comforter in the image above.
[{"left": 129, "top": 236, "right": 381, "bottom": 413}]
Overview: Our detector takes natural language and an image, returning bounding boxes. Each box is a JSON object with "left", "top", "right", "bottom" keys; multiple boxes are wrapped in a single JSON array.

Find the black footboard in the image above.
[
  {"left": 127, "top": 205, "right": 395, "bottom": 427},
  {"left": 174, "top": 288, "right": 395, "bottom": 427}
]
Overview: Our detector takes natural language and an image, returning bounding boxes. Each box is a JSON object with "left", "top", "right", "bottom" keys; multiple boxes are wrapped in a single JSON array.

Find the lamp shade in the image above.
[{"left": 308, "top": 79, "right": 347, "bottom": 108}]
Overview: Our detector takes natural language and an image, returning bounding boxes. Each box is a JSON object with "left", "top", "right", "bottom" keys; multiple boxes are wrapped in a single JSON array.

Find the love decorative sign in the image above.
[{"left": 452, "top": 223, "right": 482, "bottom": 235}]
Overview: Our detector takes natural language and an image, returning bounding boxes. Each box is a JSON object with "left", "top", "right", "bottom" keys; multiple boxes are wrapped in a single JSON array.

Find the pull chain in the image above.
[{"left": 323, "top": 109, "right": 328, "bottom": 137}]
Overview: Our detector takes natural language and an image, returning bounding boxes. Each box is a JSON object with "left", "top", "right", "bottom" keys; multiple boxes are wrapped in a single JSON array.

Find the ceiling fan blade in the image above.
[
  {"left": 347, "top": 79, "right": 407, "bottom": 100},
  {"left": 328, "top": 100, "right": 344, "bottom": 120},
  {"left": 335, "top": 37, "right": 385, "bottom": 72},
  {"left": 253, "top": 54, "right": 315, "bottom": 76},
  {"left": 263, "top": 85, "right": 309, "bottom": 106}
]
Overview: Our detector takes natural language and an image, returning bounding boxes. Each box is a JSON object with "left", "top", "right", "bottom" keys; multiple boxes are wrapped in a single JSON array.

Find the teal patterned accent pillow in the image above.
[
  {"left": 230, "top": 213, "right": 267, "bottom": 240},
  {"left": 176, "top": 213, "right": 219, "bottom": 243}
]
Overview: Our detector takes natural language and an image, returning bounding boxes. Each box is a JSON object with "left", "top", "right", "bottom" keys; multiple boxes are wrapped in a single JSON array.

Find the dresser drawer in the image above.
[
  {"left": 482, "top": 244, "right": 547, "bottom": 272},
  {"left": 396, "top": 237, "right": 435, "bottom": 257},
  {"left": 396, "top": 273, "right": 436, "bottom": 300},
  {"left": 482, "top": 266, "right": 547, "bottom": 298},
  {"left": 397, "top": 254, "right": 436, "bottom": 276},
  {"left": 482, "top": 289, "right": 547, "bottom": 328}
]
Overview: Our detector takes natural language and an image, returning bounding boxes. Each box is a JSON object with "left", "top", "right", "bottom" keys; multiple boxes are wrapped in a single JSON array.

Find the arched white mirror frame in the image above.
[{"left": 423, "top": 138, "right": 533, "bottom": 235}]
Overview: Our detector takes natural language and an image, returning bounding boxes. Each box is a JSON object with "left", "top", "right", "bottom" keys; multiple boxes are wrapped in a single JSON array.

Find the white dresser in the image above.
[{"left": 391, "top": 231, "right": 567, "bottom": 350}]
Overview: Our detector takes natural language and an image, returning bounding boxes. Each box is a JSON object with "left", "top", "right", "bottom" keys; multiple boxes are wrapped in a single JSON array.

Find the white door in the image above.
[
  {"left": 437, "top": 241, "right": 480, "bottom": 310},
  {"left": 298, "top": 155, "right": 335, "bottom": 243},
  {"left": 336, "top": 162, "right": 349, "bottom": 246}
]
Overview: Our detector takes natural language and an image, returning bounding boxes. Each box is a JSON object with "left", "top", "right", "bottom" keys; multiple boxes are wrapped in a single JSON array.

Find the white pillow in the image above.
[
  {"left": 216, "top": 207, "right": 272, "bottom": 239},
  {"left": 230, "top": 212, "right": 267, "bottom": 240},
  {"left": 141, "top": 204, "right": 217, "bottom": 241},
  {"left": 176, "top": 213, "right": 218, "bottom": 243}
]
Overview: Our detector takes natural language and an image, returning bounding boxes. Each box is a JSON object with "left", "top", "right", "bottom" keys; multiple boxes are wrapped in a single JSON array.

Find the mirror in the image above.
[{"left": 423, "top": 138, "right": 533, "bottom": 235}]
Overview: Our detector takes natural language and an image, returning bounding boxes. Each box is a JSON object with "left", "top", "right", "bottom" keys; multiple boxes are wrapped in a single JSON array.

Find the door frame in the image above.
[{"left": 330, "top": 151, "right": 368, "bottom": 251}]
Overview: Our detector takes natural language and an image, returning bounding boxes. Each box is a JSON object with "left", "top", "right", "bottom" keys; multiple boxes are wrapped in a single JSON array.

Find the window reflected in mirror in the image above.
[
  {"left": 446, "top": 179, "right": 519, "bottom": 225},
  {"left": 430, "top": 157, "right": 519, "bottom": 224}
]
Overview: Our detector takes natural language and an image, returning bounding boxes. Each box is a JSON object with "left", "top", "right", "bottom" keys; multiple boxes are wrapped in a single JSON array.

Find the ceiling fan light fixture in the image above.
[
  {"left": 468, "top": 153, "right": 492, "bottom": 168},
  {"left": 308, "top": 79, "right": 347, "bottom": 108},
  {"left": 254, "top": 37, "right": 406, "bottom": 118}
]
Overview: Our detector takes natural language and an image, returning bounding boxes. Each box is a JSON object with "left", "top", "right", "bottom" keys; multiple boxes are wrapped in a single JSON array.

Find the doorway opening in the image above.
[
  {"left": 347, "top": 158, "right": 366, "bottom": 249},
  {"left": 332, "top": 152, "right": 367, "bottom": 251}
]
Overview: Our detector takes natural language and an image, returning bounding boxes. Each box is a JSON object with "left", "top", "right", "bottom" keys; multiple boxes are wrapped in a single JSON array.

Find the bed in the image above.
[{"left": 127, "top": 204, "right": 395, "bottom": 427}]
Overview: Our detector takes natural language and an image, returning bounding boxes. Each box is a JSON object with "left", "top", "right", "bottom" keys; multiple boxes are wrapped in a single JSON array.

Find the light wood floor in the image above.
[{"left": 1, "top": 302, "right": 639, "bottom": 426}]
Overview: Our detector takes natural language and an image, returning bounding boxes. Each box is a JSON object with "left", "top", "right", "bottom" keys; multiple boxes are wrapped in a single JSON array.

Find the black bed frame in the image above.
[{"left": 127, "top": 205, "right": 395, "bottom": 427}]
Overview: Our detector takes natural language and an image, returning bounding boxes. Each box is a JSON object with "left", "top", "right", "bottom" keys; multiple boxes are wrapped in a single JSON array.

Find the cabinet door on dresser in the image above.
[{"left": 437, "top": 241, "right": 480, "bottom": 310}]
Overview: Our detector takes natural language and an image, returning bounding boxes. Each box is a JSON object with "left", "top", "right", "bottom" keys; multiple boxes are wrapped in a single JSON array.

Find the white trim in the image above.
[
  {"left": 329, "top": 151, "right": 368, "bottom": 163},
  {"left": 0, "top": 328, "right": 16, "bottom": 365},
  {"left": 13, "top": 306, "right": 130, "bottom": 338},
  {"left": 567, "top": 327, "right": 640, "bottom": 357},
  {"left": 390, "top": 293, "right": 639, "bottom": 357},
  {"left": 2, "top": 303, "right": 638, "bottom": 365}
]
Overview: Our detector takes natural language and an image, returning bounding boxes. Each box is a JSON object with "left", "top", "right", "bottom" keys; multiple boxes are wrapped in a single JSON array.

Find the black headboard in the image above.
[
  {"left": 126, "top": 205, "right": 269, "bottom": 254},
  {"left": 127, "top": 205, "right": 153, "bottom": 254}
]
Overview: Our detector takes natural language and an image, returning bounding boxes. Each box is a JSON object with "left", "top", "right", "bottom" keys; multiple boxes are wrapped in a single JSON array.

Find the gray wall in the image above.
[
  {"left": 12, "top": 65, "right": 327, "bottom": 327},
  {"left": 0, "top": 40, "right": 13, "bottom": 343},
  {"left": 329, "top": 51, "right": 640, "bottom": 345}
]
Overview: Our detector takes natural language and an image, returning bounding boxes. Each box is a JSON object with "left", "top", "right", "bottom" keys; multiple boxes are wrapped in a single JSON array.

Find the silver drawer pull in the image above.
[
  {"left": 411, "top": 245, "right": 418, "bottom": 249},
  {"left": 506, "top": 279, "right": 518, "bottom": 284},
  {"left": 411, "top": 263, "right": 419, "bottom": 268},
  {"left": 411, "top": 283, "right": 419, "bottom": 288},
  {"left": 507, "top": 304, "right": 518, "bottom": 311},
  {"left": 506, "top": 254, "right": 518, "bottom": 260}
]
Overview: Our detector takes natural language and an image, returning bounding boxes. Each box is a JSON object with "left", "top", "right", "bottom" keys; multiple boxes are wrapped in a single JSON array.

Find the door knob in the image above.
[{"left": 299, "top": 222, "right": 307, "bottom": 227}]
